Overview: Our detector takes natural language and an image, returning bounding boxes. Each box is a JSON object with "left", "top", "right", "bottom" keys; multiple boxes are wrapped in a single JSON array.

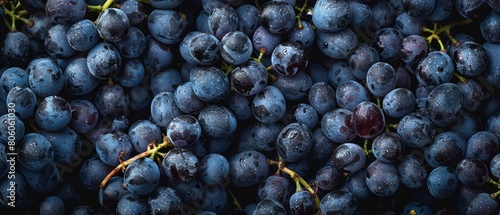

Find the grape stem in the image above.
[
  {"left": 268, "top": 158, "right": 321, "bottom": 212},
  {"left": 491, "top": 190, "right": 500, "bottom": 200},
  {"left": 294, "top": 0, "right": 308, "bottom": 30},
  {"left": 251, "top": 48, "right": 267, "bottom": 63},
  {"left": 453, "top": 72, "right": 468, "bottom": 84},
  {"left": 100, "top": 135, "right": 172, "bottom": 188},
  {"left": 363, "top": 139, "right": 372, "bottom": 156},
  {"left": 421, "top": 19, "right": 473, "bottom": 52},
  {"left": 87, "top": 0, "right": 115, "bottom": 13},
  {"left": 226, "top": 187, "right": 243, "bottom": 210}
]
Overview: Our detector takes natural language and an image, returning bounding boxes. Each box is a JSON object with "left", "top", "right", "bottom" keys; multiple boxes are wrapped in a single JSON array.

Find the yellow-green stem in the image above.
[
  {"left": 454, "top": 72, "right": 468, "bottom": 84},
  {"left": 363, "top": 139, "right": 372, "bottom": 156},
  {"left": 227, "top": 187, "right": 242, "bottom": 210},
  {"left": 281, "top": 166, "right": 320, "bottom": 210}
]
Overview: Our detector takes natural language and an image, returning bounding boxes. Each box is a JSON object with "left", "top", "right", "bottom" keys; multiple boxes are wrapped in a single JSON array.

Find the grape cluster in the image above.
[{"left": 2, "top": 0, "right": 500, "bottom": 214}]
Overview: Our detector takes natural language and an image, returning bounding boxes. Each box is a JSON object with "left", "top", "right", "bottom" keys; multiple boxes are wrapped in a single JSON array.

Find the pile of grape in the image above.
[{"left": 1, "top": 0, "right": 500, "bottom": 214}]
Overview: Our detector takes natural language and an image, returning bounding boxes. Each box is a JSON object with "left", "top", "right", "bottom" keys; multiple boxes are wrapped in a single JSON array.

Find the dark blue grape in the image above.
[
  {"left": 288, "top": 21, "right": 315, "bottom": 49},
  {"left": 382, "top": 88, "right": 417, "bottom": 118},
  {"left": 116, "top": 194, "right": 149, "bottom": 214},
  {"left": 316, "top": 28, "right": 358, "bottom": 59},
  {"left": 456, "top": 158, "right": 489, "bottom": 187},
  {"left": 453, "top": 41, "right": 489, "bottom": 77},
  {"left": 98, "top": 176, "right": 130, "bottom": 213},
  {"left": 308, "top": 82, "right": 336, "bottom": 115},
  {"left": 95, "top": 84, "right": 129, "bottom": 119},
  {"left": 331, "top": 142, "right": 366, "bottom": 173},
  {"left": 335, "top": 80, "right": 370, "bottom": 112},
  {"left": 79, "top": 155, "right": 113, "bottom": 191},
  {"left": 372, "top": 132, "right": 405, "bottom": 163},
  {"left": 179, "top": 31, "right": 220, "bottom": 66},
  {"left": 198, "top": 153, "right": 230, "bottom": 185},
  {"left": 68, "top": 99, "right": 99, "bottom": 134},
  {"left": 96, "top": 8, "right": 130, "bottom": 42},
  {"left": 457, "top": 79, "right": 487, "bottom": 112},
  {"left": 371, "top": 28, "right": 405, "bottom": 62},
  {"left": 312, "top": 0, "right": 351, "bottom": 32},
  {"left": 174, "top": 81, "right": 206, "bottom": 115},
  {"left": 253, "top": 198, "right": 287, "bottom": 215},
  {"left": 488, "top": 0, "right": 500, "bottom": 12},
  {"left": 321, "top": 108, "right": 356, "bottom": 143},
  {"left": 197, "top": 184, "right": 228, "bottom": 213},
  {"left": 465, "top": 131, "right": 499, "bottom": 164},
  {"left": 365, "top": 160, "right": 399, "bottom": 196},
  {"left": 276, "top": 122, "right": 313, "bottom": 162},
  {"left": 191, "top": 66, "right": 229, "bottom": 102},
  {"left": 252, "top": 85, "right": 286, "bottom": 123},
  {"left": 129, "top": 85, "right": 152, "bottom": 111},
  {"left": 348, "top": 1, "right": 372, "bottom": 29},
  {"left": 395, "top": 66, "right": 412, "bottom": 88},
  {"left": 346, "top": 168, "right": 370, "bottom": 199},
  {"left": 491, "top": 153, "right": 500, "bottom": 178},
  {"left": 45, "top": 24, "right": 75, "bottom": 59},
  {"left": 41, "top": 127, "right": 80, "bottom": 165},
  {"left": 167, "top": 115, "right": 202, "bottom": 148},
  {"left": 289, "top": 191, "right": 315, "bottom": 215},
  {"left": 397, "top": 155, "right": 428, "bottom": 189},
  {"left": 128, "top": 119, "right": 162, "bottom": 152},
  {"left": 370, "top": 1, "right": 397, "bottom": 30},
  {"left": 252, "top": 121, "right": 283, "bottom": 152},
  {"left": 465, "top": 193, "right": 499, "bottom": 215},
  {"left": 236, "top": 4, "right": 260, "bottom": 36},
  {"left": 427, "top": 166, "right": 458, "bottom": 199},
  {"left": 113, "top": 59, "right": 145, "bottom": 88},
  {"left": 425, "top": 131, "right": 467, "bottom": 168},
  {"left": 170, "top": 178, "right": 204, "bottom": 208},
  {"left": 148, "top": 9, "right": 186, "bottom": 44},
  {"left": 148, "top": 186, "right": 182, "bottom": 214},
  {"left": 230, "top": 60, "right": 268, "bottom": 96},
  {"left": 0, "top": 67, "right": 29, "bottom": 93},
  {"left": 86, "top": 42, "right": 121, "bottom": 80},
  {"left": 349, "top": 44, "right": 380, "bottom": 80},
  {"left": 114, "top": 26, "right": 147, "bottom": 59},
  {"left": 402, "top": 0, "right": 436, "bottom": 18},
  {"left": 259, "top": 1, "right": 295, "bottom": 34},
  {"left": 328, "top": 61, "right": 355, "bottom": 88},
  {"left": 2, "top": 32, "right": 32, "bottom": 67},
  {"left": 195, "top": 9, "right": 211, "bottom": 33},
  {"left": 417, "top": 51, "right": 454, "bottom": 87},
  {"left": 64, "top": 58, "right": 100, "bottom": 95},
  {"left": 394, "top": 12, "right": 425, "bottom": 36},
  {"left": 258, "top": 175, "right": 292, "bottom": 208},
  {"left": 27, "top": 57, "right": 64, "bottom": 97},
  {"left": 150, "top": 67, "right": 182, "bottom": 95},
  {"left": 0, "top": 114, "right": 24, "bottom": 144},
  {"left": 227, "top": 91, "right": 252, "bottom": 121},
  {"left": 271, "top": 42, "right": 308, "bottom": 76},
  {"left": 366, "top": 62, "right": 397, "bottom": 97},
  {"left": 293, "top": 103, "right": 318, "bottom": 129},
  {"left": 208, "top": 4, "right": 239, "bottom": 40},
  {"left": 70, "top": 205, "right": 95, "bottom": 215},
  {"left": 198, "top": 105, "right": 237, "bottom": 138},
  {"left": 400, "top": 35, "right": 428, "bottom": 70},
  {"left": 27, "top": 11, "right": 55, "bottom": 41},
  {"left": 18, "top": 162, "right": 60, "bottom": 193},
  {"left": 229, "top": 150, "right": 269, "bottom": 187},
  {"left": 162, "top": 148, "right": 199, "bottom": 182},
  {"left": 142, "top": 36, "right": 174, "bottom": 73},
  {"left": 450, "top": 111, "right": 481, "bottom": 140},
  {"left": 397, "top": 113, "right": 435, "bottom": 148},
  {"left": 150, "top": 0, "right": 184, "bottom": 9},
  {"left": 425, "top": 83, "right": 464, "bottom": 127},
  {"left": 124, "top": 157, "right": 160, "bottom": 196},
  {"left": 95, "top": 130, "right": 134, "bottom": 166},
  {"left": 480, "top": 11, "right": 500, "bottom": 43},
  {"left": 45, "top": 0, "right": 86, "bottom": 24},
  {"left": 271, "top": 71, "right": 313, "bottom": 101},
  {"left": 455, "top": 0, "right": 491, "bottom": 20},
  {"left": 5, "top": 86, "right": 36, "bottom": 120},
  {"left": 66, "top": 19, "right": 98, "bottom": 52},
  {"left": 39, "top": 196, "right": 65, "bottom": 215},
  {"left": 307, "top": 127, "right": 336, "bottom": 165},
  {"left": 427, "top": 0, "right": 453, "bottom": 21},
  {"left": 220, "top": 31, "right": 252, "bottom": 65},
  {"left": 35, "top": 96, "right": 71, "bottom": 131},
  {"left": 120, "top": 0, "right": 146, "bottom": 25},
  {"left": 252, "top": 25, "right": 281, "bottom": 55},
  {"left": 446, "top": 33, "right": 475, "bottom": 58},
  {"left": 320, "top": 190, "right": 358, "bottom": 215},
  {"left": 316, "top": 165, "right": 345, "bottom": 191}
]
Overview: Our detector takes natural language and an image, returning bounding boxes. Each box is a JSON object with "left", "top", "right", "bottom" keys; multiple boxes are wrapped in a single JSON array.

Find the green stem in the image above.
[
  {"left": 454, "top": 72, "right": 468, "bottom": 84},
  {"left": 363, "top": 139, "right": 372, "bottom": 156},
  {"left": 101, "top": 0, "right": 115, "bottom": 11},
  {"left": 227, "top": 187, "right": 242, "bottom": 210},
  {"left": 294, "top": 177, "right": 303, "bottom": 192},
  {"left": 491, "top": 190, "right": 500, "bottom": 200}
]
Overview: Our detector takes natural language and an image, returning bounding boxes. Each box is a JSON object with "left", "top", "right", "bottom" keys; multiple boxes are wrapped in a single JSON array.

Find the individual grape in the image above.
[
  {"left": 320, "top": 190, "right": 358, "bottom": 215},
  {"left": 129, "top": 85, "right": 152, "bottom": 111},
  {"left": 169, "top": 178, "right": 204, "bottom": 208},
  {"left": 220, "top": 31, "right": 252, "bottom": 65},
  {"left": 453, "top": 41, "right": 489, "bottom": 77},
  {"left": 195, "top": 9, "right": 210, "bottom": 33},
  {"left": 289, "top": 191, "right": 315, "bottom": 215},
  {"left": 308, "top": 82, "right": 336, "bottom": 115},
  {"left": 114, "top": 26, "right": 147, "bottom": 59},
  {"left": 96, "top": 8, "right": 130, "bottom": 42},
  {"left": 148, "top": 186, "right": 182, "bottom": 214},
  {"left": 395, "top": 66, "right": 412, "bottom": 88},
  {"left": 198, "top": 153, "right": 230, "bottom": 185},
  {"left": 68, "top": 99, "right": 99, "bottom": 134},
  {"left": 113, "top": 59, "right": 145, "bottom": 88},
  {"left": 124, "top": 157, "right": 160, "bottom": 196},
  {"left": 1, "top": 31, "right": 32, "bottom": 67},
  {"left": 229, "top": 151, "right": 269, "bottom": 187},
  {"left": 480, "top": 11, "right": 500, "bottom": 43},
  {"left": 258, "top": 175, "right": 292, "bottom": 207},
  {"left": 271, "top": 42, "right": 308, "bottom": 76},
  {"left": 321, "top": 108, "right": 356, "bottom": 143},
  {"left": 86, "top": 42, "right": 121, "bottom": 80},
  {"left": 491, "top": 154, "right": 500, "bottom": 178},
  {"left": 208, "top": 4, "right": 239, "bottom": 40},
  {"left": 446, "top": 33, "right": 475, "bottom": 59},
  {"left": 227, "top": 91, "right": 253, "bottom": 121},
  {"left": 27, "top": 57, "right": 64, "bottom": 97},
  {"left": 120, "top": 0, "right": 146, "bottom": 25},
  {"left": 335, "top": 80, "right": 370, "bottom": 112},
  {"left": 450, "top": 111, "right": 480, "bottom": 140},
  {"left": 349, "top": 44, "right": 380, "bottom": 80},
  {"left": 455, "top": 0, "right": 491, "bottom": 20},
  {"left": 230, "top": 60, "right": 268, "bottom": 96},
  {"left": 128, "top": 119, "right": 162, "bottom": 153},
  {"left": 253, "top": 198, "right": 287, "bottom": 215},
  {"left": 402, "top": 202, "right": 433, "bottom": 215},
  {"left": 271, "top": 71, "right": 313, "bottom": 101},
  {"left": 331, "top": 143, "right": 366, "bottom": 173},
  {"left": 5, "top": 86, "right": 37, "bottom": 120},
  {"left": 204, "top": 134, "right": 234, "bottom": 154},
  {"left": 259, "top": 1, "right": 295, "bottom": 34},
  {"left": 397, "top": 155, "right": 428, "bottom": 189},
  {"left": 465, "top": 131, "right": 499, "bottom": 164},
  {"left": 252, "top": 121, "right": 283, "bottom": 151},
  {"left": 35, "top": 96, "right": 72, "bottom": 131},
  {"left": 45, "top": 0, "right": 86, "bottom": 24},
  {"left": 427, "top": 166, "right": 458, "bottom": 199},
  {"left": 312, "top": 0, "right": 351, "bottom": 32},
  {"left": 370, "top": 1, "right": 397, "bottom": 30},
  {"left": 95, "top": 130, "right": 134, "bottom": 167},
  {"left": 64, "top": 58, "right": 100, "bottom": 95},
  {"left": 0, "top": 67, "right": 29, "bottom": 92},
  {"left": 179, "top": 31, "right": 220, "bottom": 66},
  {"left": 425, "top": 83, "right": 464, "bottom": 127},
  {"left": 489, "top": 0, "right": 500, "bottom": 12},
  {"left": 191, "top": 66, "right": 229, "bottom": 102},
  {"left": 197, "top": 186, "right": 228, "bottom": 213},
  {"left": 316, "top": 28, "right": 358, "bottom": 59},
  {"left": 293, "top": 103, "right": 318, "bottom": 130},
  {"left": 95, "top": 84, "right": 129, "bottom": 119},
  {"left": 27, "top": 11, "right": 55, "bottom": 41},
  {"left": 116, "top": 194, "right": 149, "bottom": 214},
  {"left": 98, "top": 176, "right": 130, "bottom": 212},
  {"left": 352, "top": 101, "right": 385, "bottom": 139},
  {"left": 198, "top": 105, "right": 237, "bottom": 138},
  {"left": 316, "top": 165, "right": 345, "bottom": 191},
  {"left": 111, "top": 115, "right": 128, "bottom": 132},
  {"left": 487, "top": 110, "right": 500, "bottom": 141},
  {"left": 162, "top": 148, "right": 199, "bottom": 182},
  {"left": 251, "top": 85, "right": 286, "bottom": 123},
  {"left": 425, "top": 131, "right": 467, "bottom": 168},
  {"left": 167, "top": 115, "right": 202, "bottom": 148},
  {"left": 328, "top": 61, "right": 355, "bottom": 88},
  {"left": 142, "top": 36, "right": 174, "bottom": 72},
  {"left": 40, "top": 127, "right": 81, "bottom": 165},
  {"left": 400, "top": 35, "right": 428, "bottom": 70},
  {"left": 456, "top": 79, "right": 487, "bottom": 112},
  {"left": 39, "top": 196, "right": 65, "bottom": 215},
  {"left": 151, "top": 91, "right": 183, "bottom": 128},
  {"left": 0, "top": 114, "right": 24, "bottom": 144},
  {"left": 18, "top": 162, "right": 60, "bottom": 193},
  {"left": 79, "top": 155, "right": 113, "bottom": 191},
  {"left": 276, "top": 122, "right": 313, "bottom": 162},
  {"left": 397, "top": 113, "right": 435, "bottom": 148},
  {"left": 365, "top": 160, "right": 399, "bottom": 196},
  {"left": 148, "top": 9, "right": 186, "bottom": 44},
  {"left": 70, "top": 206, "right": 95, "bottom": 215},
  {"left": 456, "top": 158, "right": 489, "bottom": 187},
  {"left": 372, "top": 132, "right": 405, "bottom": 163},
  {"left": 174, "top": 81, "right": 206, "bottom": 115},
  {"left": 382, "top": 88, "right": 417, "bottom": 118},
  {"left": 288, "top": 21, "right": 315, "bottom": 48},
  {"left": 371, "top": 28, "right": 405, "bottom": 62},
  {"left": 394, "top": 12, "right": 425, "bottom": 36},
  {"left": 402, "top": 0, "right": 436, "bottom": 18},
  {"left": 465, "top": 193, "right": 499, "bottom": 215},
  {"left": 348, "top": 1, "right": 372, "bottom": 29},
  {"left": 345, "top": 168, "right": 371, "bottom": 199},
  {"left": 45, "top": 24, "right": 75, "bottom": 59},
  {"left": 236, "top": 4, "right": 260, "bottom": 36},
  {"left": 66, "top": 19, "right": 99, "bottom": 52},
  {"left": 427, "top": 0, "right": 454, "bottom": 21},
  {"left": 366, "top": 62, "right": 396, "bottom": 97},
  {"left": 150, "top": 68, "right": 182, "bottom": 96}
]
